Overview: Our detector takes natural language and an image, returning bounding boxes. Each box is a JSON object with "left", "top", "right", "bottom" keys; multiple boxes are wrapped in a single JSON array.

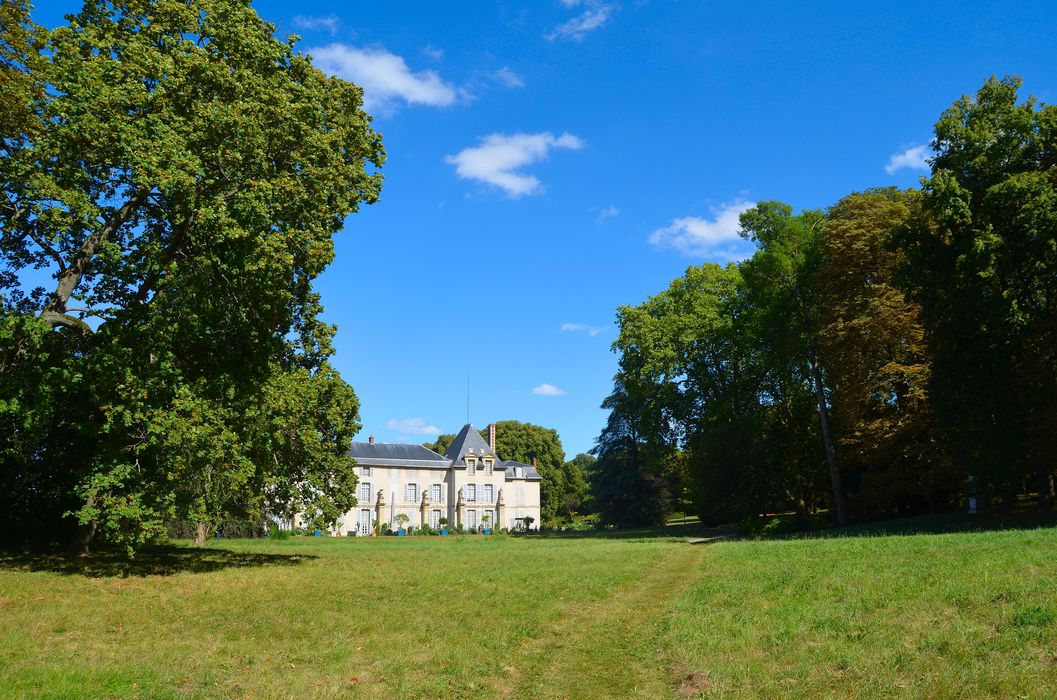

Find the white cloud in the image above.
[
  {"left": 649, "top": 199, "right": 756, "bottom": 261},
  {"left": 547, "top": 1, "right": 615, "bottom": 41},
  {"left": 885, "top": 144, "right": 931, "bottom": 175},
  {"left": 532, "top": 383, "right": 567, "bottom": 396},
  {"left": 386, "top": 418, "right": 442, "bottom": 435},
  {"left": 494, "top": 66, "right": 524, "bottom": 88},
  {"left": 446, "top": 132, "right": 584, "bottom": 197},
  {"left": 292, "top": 15, "right": 340, "bottom": 35},
  {"left": 561, "top": 322, "right": 608, "bottom": 336},
  {"left": 595, "top": 204, "right": 619, "bottom": 223},
  {"left": 423, "top": 44, "right": 444, "bottom": 61},
  {"left": 308, "top": 44, "right": 458, "bottom": 111}
]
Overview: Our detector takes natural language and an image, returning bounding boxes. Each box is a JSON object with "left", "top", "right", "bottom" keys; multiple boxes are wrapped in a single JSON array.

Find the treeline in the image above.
[{"left": 593, "top": 77, "right": 1057, "bottom": 527}]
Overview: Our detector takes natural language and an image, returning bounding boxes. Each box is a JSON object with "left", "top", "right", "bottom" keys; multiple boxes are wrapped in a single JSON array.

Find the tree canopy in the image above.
[
  {"left": 600, "top": 76, "right": 1056, "bottom": 527},
  {"left": 0, "top": 0, "right": 384, "bottom": 551}
]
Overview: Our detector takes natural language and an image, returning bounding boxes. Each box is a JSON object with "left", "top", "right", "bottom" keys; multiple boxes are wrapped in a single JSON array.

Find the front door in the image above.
[{"left": 358, "top": 509, "right": 372, "bottom": 535}]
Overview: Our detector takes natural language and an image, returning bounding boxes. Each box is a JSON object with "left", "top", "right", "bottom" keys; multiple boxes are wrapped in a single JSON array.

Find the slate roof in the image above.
[
  {"left": 348, "top": 442, "right": 449, "bottom": 468},
  {"left": 501, "top": 460, "right": 542, "bottom": 481},
  {"left": 444, "top": 424, "right": 497, "bottom": 464}
]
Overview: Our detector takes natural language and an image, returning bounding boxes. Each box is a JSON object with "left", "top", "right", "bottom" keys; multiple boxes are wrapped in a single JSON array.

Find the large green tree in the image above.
[
  {"left": 901, "top": 76, "right": 1057, "bottom": 507},
  {"left": 489, "top": 420, "right": 567, "bottom": 522},
  {"left": 0, "top": 0, "right": 383, "bottom": 551}
]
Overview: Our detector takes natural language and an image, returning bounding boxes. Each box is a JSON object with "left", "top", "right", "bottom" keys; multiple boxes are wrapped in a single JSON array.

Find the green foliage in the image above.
[
  {"left": 900, "top": 75, "right": 1057, "bottom": 507},
  {"left": 0, "top": 0, "right": 383, "bottom": 551},
  {"left": 488, "top": 420, "right": 568, "bottom": 522},
  {"left": 423, "top": 433, "right": 456, "bottom": 455}
]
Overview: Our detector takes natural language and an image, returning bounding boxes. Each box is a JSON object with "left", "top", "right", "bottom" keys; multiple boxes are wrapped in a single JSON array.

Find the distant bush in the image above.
[{"left": 268, "top": 524, "right": 290, "bottom": 540}]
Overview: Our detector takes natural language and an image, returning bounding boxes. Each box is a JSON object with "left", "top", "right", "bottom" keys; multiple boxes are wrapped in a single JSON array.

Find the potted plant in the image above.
[
  {"left": 438, "top": 517, "right": 448, "bottom": 536},
  {"left": 482, "top": 514, "right": 491, "bottom": 535},
  {"left": 394, "top": 513, "right": 409, "bottom": 536},
  {"left": 523, "top": 516, "right": 535, "bottom": 533}
]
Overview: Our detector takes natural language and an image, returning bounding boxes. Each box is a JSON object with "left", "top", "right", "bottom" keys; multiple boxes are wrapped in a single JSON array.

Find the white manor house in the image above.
[{"left": 333, "top": 423, "right": 542, "bottom": 536}]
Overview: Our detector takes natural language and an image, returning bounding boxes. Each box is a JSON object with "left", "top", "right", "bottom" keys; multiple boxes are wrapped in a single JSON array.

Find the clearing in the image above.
[{"left": 1, "top": 517, "right": 1055, "bottom": 698}]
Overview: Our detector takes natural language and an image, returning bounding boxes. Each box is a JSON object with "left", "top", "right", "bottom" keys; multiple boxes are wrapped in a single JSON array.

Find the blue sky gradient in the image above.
[{"left": 33, "top": 1, "right": 1057, "bottom": 456}]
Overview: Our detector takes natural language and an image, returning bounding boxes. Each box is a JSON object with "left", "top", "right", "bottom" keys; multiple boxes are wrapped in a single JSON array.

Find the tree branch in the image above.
[
  {"left": 39, "top": 310, "right": 94, "bottom": 335},
  {"left": 40, "top": 188, "right": 149, "bottom": 325}
]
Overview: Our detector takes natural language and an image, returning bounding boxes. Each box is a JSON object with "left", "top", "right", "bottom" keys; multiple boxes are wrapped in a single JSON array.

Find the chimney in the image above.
[
  {"left": 368, "top": 435, "right": 374, "bottom": 445},
  {"left": 488, "top": 423, "right": 496, "bottom": 452},
  {"left": 531, "top": 456, "right": 537, "bottom": 469}
]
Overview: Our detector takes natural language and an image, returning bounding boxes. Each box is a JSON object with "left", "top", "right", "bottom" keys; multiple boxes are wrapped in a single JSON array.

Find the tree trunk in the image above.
[
  {"left": 810, "top": 354, "right": 847, "bottom": 526},
  {"left": 69, "top": 494, "right": 97, "bottom": 556},
  {"left": 194, "top": 521, "right": 209, "bottom": 546}
]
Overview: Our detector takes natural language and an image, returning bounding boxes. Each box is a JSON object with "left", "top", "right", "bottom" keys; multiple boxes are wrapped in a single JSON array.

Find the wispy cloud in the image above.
[
  {"left": 885, "top": 144, "right": 931, "bottom": 175},
  {"left": 494, "top": 66, "right": 524, "bottom": 88},
  {"left": 547, "top": 0, "right": 615, "bottom": 41},
  {"left": 649, "top": 199, "right": 756, "bottom": 261},
  {"left": 386, "top": 418, "right": 442, "bottom": 435},
  {"left": 446, "top": 132, "right": 584, "bottom": 197},
  {"left": 595, "top": 204, "right": 619, "bottom": 223},
  {"left": 422, "top": 44, "right": 444, "bottom": 61},
  {"left": 292, "top": 15, "right": 340, "bottom": 35},
  {"left": 308, "top": 44, "right": 458, "bottom": 111},
  {"left": 532, "top": 383, "right": 568, "bottom": 396},
  {"left": 561, "top": 322, "right": 609, "bottom": 337}
]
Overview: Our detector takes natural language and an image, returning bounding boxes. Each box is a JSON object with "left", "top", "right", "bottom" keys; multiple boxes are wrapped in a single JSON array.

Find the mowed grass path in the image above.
[{"left": 0, "top": 523, "right": 1055, "bottom": 698}]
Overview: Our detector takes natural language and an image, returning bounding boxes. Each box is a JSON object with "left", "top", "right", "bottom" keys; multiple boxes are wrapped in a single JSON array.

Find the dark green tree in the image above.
[
  {"left": 0, "top": 0, "right": 383, "bottom": 551},
  {"left": 489, "top": 420, "right": 567, "bottom": 522},
  {"left": 900, "top": 76, "right": 1057, "bottom": 507}
]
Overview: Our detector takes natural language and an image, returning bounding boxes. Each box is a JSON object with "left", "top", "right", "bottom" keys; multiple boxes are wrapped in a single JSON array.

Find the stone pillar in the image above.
[
  {"left": 496, "top": 488, "right": 506, "bottom": 530},
  {"left": 420, "top": 490, "right": 430, "bottom": 530},
  {"left": 375, "top": 489, "right": 386, "bottom": 536},
  {"left": 456, "top": 487, "right": 466, "bottom": 529}
]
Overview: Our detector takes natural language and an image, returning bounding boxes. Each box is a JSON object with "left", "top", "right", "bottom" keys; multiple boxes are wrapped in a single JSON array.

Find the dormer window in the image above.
[
  {"left": 466, "top": 456, "right": 477, "bottom": 475},
  {"left": 484, "top": 458, "right": 494, "bottom": 475}
]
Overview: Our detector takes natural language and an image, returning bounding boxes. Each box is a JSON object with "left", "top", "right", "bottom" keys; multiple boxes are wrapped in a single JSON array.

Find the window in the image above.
[
  {"left": 516, "top": 486, "right": 525, "bottom": 503},
  {"left": 483, "top": 484, "right": 494, "bottom": 503},
  {"left": 358, "top": 482, "right": 372, "bottom": 503},
  {"left": 467, "top": 458, "right": 476, "bottom": 475},
  {"left": 358, "top": 509, "right": 372, "bottom": 535},
  {"left": 360, "top": 465, "right": 372, "bottom": 477},
  {"left": 466, "top": 484, "right": 476, "bottom": 503},
  {"left": 406, "top": 483, "right": 418, "bottom": 503},
  {"left": 484, "top": 459, "right": 493, "bottom": 475},
  {"left": 467, "top": 509, "right": 478, "bottom": 529},
  {"left": 431, "top": 509, "right": 441, "bottom": 527},
  {"left": 431, "top": 484, "right": 442, "bottom": 503}
]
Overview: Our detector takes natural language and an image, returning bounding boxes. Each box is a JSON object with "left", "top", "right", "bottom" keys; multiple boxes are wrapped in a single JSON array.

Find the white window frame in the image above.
[
  {"left": 431, "top": 509, "right": 441, "bottom": 528},
  {"left": 361, "top": 465, "right": 372, "bottom": 477},
  {"left": 484, "top": 459, "right": 493, "bottom": 475},
  {"left": 406, "top": 483, "right": 418, "bottom": 503},
  {"left": 358, "top": 482, "right": 372, "bottom": 504},
  {"left": 431, "top": 483, "right": 442, "bottom": 503},
  {"left": 467, "top": 509, "right": 478, "bottom": 529},
  {"left": 466, "top": 484, "right": 476, "bottom": 503},
  {"left": 467, "top": 457, "right": 477, "bottom": 475},
  {"left": 483, "top": 484, "right": 493, "bottom": 503}
]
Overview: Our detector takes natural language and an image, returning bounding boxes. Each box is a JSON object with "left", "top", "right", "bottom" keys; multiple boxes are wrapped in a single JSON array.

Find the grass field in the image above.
[{"left": 1, "top": 517, "right": 1055, "bottom": 699}]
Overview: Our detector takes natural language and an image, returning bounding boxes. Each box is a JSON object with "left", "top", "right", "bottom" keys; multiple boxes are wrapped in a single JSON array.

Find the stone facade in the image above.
[{"left": 333, "top": 424, "right": 542, "bottom": 536}]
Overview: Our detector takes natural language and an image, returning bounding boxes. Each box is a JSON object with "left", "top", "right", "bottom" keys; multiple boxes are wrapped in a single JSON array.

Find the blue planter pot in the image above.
[
  {"left": 397, "top": 529, "right": 406, "bottom": 536},
  {"left": 483, "top": 529, "right": 492, "bottom": 535},
  {"left": 313, "top": 530, "right": 322, "bottom": 537},
  {"left": 440, "top": 529, "right": 448, "bottom": 536}
]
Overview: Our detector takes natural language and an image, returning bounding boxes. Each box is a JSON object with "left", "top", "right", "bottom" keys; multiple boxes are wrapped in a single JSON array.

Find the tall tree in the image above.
[
  {"left": 816, "top": 188, "right": 955, "bottom": 515},
  {"left": 901, "top": 76, "right": 1057, "bottom": 507},
  {"left": 738, "top": 203, "right": 848, "bottom": 525},
  {"left": 0, "top": 0, "right": 383, "bottom": 551},
  {"left": 489, "top": 420, "right": 567, "bottom": 522}
]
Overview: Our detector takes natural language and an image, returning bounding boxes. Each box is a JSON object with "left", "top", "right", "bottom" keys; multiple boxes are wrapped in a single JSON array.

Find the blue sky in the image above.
[{"left": 33, "top": 1, "right": 1057, "bottom": 457}]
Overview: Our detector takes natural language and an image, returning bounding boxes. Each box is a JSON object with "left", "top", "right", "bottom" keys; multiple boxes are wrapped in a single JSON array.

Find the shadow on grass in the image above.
[
  {"left": 0, "top": 544, "right": 317, "bottom": 578},
  {"left": 534, "top": 507, "right": 1057, "bottom": 543},
  {"left": 534, "top": 520, "right": 736, "bottom": 542}
]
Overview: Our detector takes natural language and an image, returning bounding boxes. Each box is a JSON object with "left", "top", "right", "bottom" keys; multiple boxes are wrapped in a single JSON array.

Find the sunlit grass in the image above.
[{"left": 1, "top": 521, "right": 1054, "bottom": 698}]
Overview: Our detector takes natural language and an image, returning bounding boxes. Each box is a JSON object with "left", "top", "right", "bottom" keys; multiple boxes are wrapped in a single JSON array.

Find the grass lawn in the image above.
[{"left": 1, "top": 517, "right": 1055, "bottom": 698}]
